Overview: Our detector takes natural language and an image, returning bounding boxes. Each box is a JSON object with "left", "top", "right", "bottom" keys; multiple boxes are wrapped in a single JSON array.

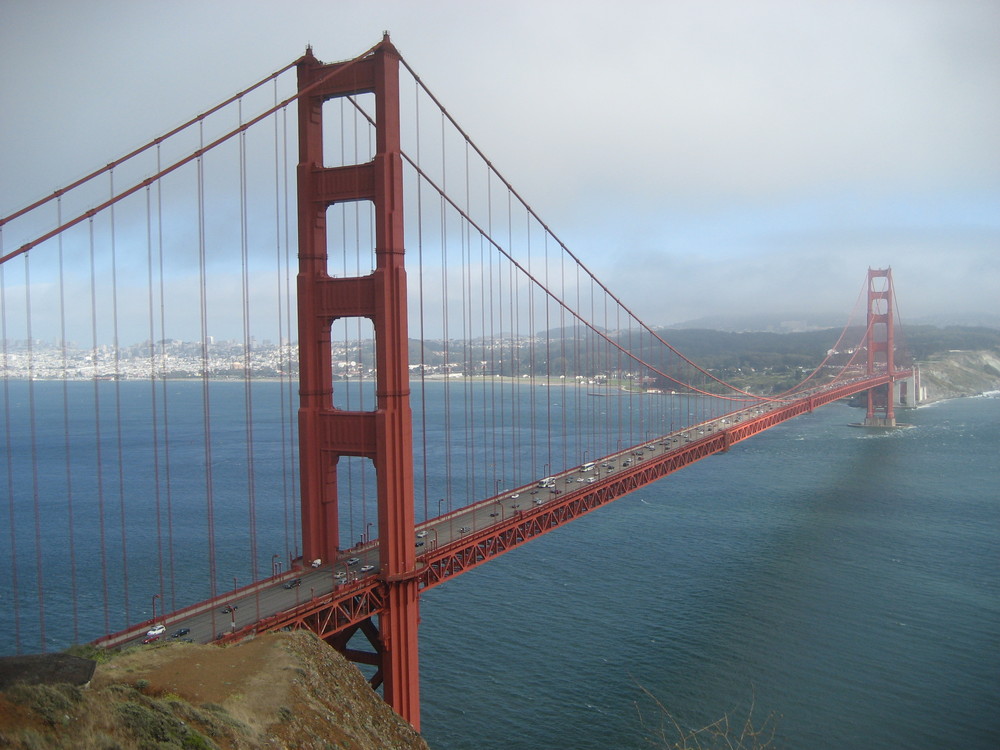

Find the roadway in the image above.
[{"left": 115, "top": 375, "right": 893, "bottom": 648}]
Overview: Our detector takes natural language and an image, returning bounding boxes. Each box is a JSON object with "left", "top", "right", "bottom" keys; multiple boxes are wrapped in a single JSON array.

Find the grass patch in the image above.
[
  {"left": 5, "top": 683, "right": 83, "bottom": 726},
  {"left": 114, "top": 700, "right": 216, "bottom": 749}
]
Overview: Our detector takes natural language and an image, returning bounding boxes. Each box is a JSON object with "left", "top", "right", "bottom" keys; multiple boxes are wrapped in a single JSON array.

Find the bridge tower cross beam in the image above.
[
  {"left": 865, "top": 267, "right": 896, "bottom": 426},
  {"left": 296, "top": 36, "right": 420, "bottom": 728}
]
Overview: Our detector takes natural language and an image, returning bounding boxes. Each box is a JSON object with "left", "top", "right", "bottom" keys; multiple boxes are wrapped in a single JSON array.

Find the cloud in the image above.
[{"left": 2, "top": 0, "right": 998, "bottom": 336}]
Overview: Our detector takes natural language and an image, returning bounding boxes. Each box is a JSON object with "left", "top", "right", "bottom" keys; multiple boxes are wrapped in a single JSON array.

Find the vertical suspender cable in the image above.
[
  {"left": 499, "top": 190, "right": 510, "bottom": 488},
  {"left": 144, "top": 184, "right": 166, "bottom": 612},
  {"left": 108, "top": 170, "right": 131, "bottom": 625},
  {"left": 440, "top": 110, "right": 452, "bottom": 509},
  {"left": 414, "top": 79, "right": 430, "bottom": 523},
  {"left": 478, "top": 232, "right": 488, "bottom": 501},
  {"left": 56, "top": 198, "right": 80, "bottom": 643},
  {"left": 511, "top": 195, "right": 520, "bottom": 483},
  {"left": 88, "top": 217, "right": 111, "bottom": 635},
  {"left": 527, "top": 213, "right": 536, "bottom": 480},
  {"left": 197, "top": 122, "right": 218, "bottom": 611},
  {"left": 570, "top": 264, "right": 587, "bottom": 466},
  {"left": 544, "top": 233, "right": 553, "bottom": 477},
  {"left": 283, "top": 100, "right": 299, "bottom": 560},
  {"left": 559, "top": 239, "right": 568, "bottom": 471},
  {"left": 155, "top": 144, "right": 178, "bottom": 611},
  {"left": 238, "top": 98, "right": 259, "bottom": 590},
  {"left": 24, "top": 255, "right": 45, "bottom": 651},
  {"left": 273, "top": 82, "right": 294, "bottom": 562},
  {"left": 461, "top": 141, "right": 473, "bottom": 502},
  {"left": 487, "top": 172, "right": 497, "bottom": 499},
  {"left": 0, "top": 255, "right": 22, "bottom": 652}
]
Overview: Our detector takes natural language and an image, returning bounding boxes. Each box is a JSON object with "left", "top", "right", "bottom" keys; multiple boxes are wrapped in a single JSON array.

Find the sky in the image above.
[{"left": 2, "top": 0, "right": 998, "bottom": 333}]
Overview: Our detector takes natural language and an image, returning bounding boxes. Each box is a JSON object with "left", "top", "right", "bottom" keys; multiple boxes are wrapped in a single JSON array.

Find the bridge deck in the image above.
[{"left": 95, "top": 373, "right": 906, "bottom": 651}]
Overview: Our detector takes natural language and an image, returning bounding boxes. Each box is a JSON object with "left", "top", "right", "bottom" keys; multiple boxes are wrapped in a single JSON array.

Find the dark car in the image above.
[
  {"left": 283, "top": 578, "right": 302, "bottom": 589},
  {"left": 170, "top": 628, "right": 191, "bottom": 639},
  {"left": 141, "top": 634, "right": 161, "bottom": 644},
  {"left": 222, "top": 604, "right": 238, "bottom": 614}
]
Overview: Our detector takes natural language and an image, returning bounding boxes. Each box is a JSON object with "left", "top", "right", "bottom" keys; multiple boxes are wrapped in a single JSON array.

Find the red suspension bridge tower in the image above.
[
  {"left": 864, "top": 267, "right": 898, "bottom": 427},
  {"left": 296, "top": 37, "right": 421, "bottom": 727}
]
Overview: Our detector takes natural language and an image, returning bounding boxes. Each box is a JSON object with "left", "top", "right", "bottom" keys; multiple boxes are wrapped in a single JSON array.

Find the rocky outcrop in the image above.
[
  {"left": 919, "top": 349, "right": 1000, "bottom": 402},
  {"left": 0, "top": 632, "right": 429, "bottom": 750}
]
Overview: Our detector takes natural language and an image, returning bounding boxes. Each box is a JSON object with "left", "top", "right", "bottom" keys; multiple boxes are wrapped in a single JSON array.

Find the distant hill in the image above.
[{"left": 670, "top": 311, "right": 1000, "bottom": 333}]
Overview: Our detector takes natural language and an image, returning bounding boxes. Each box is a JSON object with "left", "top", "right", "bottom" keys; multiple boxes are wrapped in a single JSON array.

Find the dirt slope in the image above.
[{"left": 0, "top": 631, "right": 429, "bottom": 750}]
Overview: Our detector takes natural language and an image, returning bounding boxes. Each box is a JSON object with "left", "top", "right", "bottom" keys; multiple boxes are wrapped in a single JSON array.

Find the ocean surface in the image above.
[
  {"left": 2, "top": 384, "right": 998, "bottom": 748},
  {"left": 417, "top": 395, "right": 1000, "bottom": 750}
]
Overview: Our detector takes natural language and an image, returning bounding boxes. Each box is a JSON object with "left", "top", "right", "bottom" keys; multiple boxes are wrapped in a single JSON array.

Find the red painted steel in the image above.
[
  {"left": 865, "top": 268, "right": 897, "bottom": 425},
  {"left": 296, "top": 35, "right": 421, "bottom": 728}
]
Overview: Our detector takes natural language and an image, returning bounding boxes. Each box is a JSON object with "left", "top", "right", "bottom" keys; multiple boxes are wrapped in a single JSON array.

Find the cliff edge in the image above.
[
  {"left": 919, "top": 349, "right": 1000, "bottom": 403},
  {"left": 0, "top": 631, "right": 429, "bottom": 750}
]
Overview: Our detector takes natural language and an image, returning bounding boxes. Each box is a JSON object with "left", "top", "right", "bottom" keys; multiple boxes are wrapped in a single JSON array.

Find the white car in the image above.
[
  {"left": 360, "top": 564, "right": 375, "bottom": 573},
  {"left": 416, "top": 531, "right": 428, "bottom": 538},
  {"left": 146, "top": 624, "right": 166, "bottom": 637}
]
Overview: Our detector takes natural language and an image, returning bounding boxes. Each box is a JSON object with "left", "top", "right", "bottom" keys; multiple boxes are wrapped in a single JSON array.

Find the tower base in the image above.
[{"left": 848, "top": 419, "right": 912, "bottom": 430}]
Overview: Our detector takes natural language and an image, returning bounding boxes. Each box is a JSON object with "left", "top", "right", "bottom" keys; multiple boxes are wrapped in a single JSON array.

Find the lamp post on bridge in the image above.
[
  {"left": 437, "top": 498, "right": 445, "bottom": 518},
  {"left": 151, "top": 593, "right": 161, "bottom": 624},
  {"left": 366, "top": 522, "right": 374, "bottom": 544}
]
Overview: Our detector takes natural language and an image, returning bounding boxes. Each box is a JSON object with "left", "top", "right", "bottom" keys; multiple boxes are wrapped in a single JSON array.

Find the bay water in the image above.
[
  {"left": 1, "top": 382, "right": 997, "bottom": 748},
  {"left": 418, "top": 395, "right": 1000, "bottom": 749}
]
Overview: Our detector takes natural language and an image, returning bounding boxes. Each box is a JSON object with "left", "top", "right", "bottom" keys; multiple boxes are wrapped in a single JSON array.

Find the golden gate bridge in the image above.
[{"left": 0, "top": 36, "right": 913, "bottom": 730}]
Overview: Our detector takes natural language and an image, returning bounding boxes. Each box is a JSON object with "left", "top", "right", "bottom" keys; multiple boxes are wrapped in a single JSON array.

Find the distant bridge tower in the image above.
[
  {"left": 296, "top": 36, "right": 421, "bottom": 728},
  {"left": 864, "top": 268, "right": 897, "bottom": 427}
]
